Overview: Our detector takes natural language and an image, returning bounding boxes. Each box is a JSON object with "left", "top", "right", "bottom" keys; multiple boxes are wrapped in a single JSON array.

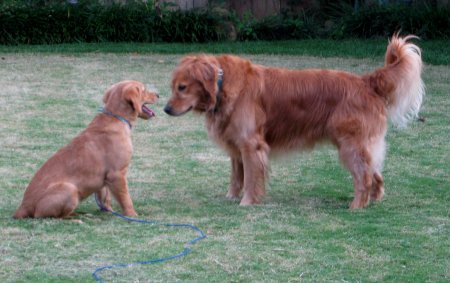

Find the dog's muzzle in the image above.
[
  {"left": 164, "top": 104, "right": 174, "bottom": 115},
  {"left": 163, "top": 104, "right": 192, "bottom": 116}
]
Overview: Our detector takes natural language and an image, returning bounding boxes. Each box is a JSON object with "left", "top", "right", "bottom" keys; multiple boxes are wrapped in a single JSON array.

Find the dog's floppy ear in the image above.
[
  {"left": 102, "top": 86, "right": 115, "bottom": 105},
  {"left": 200, "top": 62, "right": 218, "bottom": 98},
  {"left": 190, "top": 57, "right": 219, "bottom": 111},
  {"left": 123, "top": 84, "right": 142, "bottom": 115}
]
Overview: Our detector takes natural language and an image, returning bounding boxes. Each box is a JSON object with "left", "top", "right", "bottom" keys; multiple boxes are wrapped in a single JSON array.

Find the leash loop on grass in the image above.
[{"left": 92, "top": 194, "right": 206, "bottom": 282}]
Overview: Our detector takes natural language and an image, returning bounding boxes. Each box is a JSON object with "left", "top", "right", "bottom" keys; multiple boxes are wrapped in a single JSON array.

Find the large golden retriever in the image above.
[
  {"left": 14, "top": 80, "right": 158, "bottom": 218},
  {"left": 164, "top": 34, "right": 424, "bottom": 209}
]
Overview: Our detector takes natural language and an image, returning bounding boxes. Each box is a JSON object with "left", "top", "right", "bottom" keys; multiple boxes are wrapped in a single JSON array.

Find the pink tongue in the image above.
[{"left": 142, "top": 105, "right": 155, "bottom": 117}]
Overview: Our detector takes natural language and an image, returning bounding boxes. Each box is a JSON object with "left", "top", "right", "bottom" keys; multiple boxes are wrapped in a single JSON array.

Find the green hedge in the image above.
[
  {"left": 239, "top": 4, "right": 450, "bottom": 40},
  {"left": 333, "top": 4, "right": 450, "bottom": 39},
  {"left": 0, "top": 1, "right": 448, "bottom": 45},
  {"left": 0, "top": 1, "right": 224, "bottom": 44}
]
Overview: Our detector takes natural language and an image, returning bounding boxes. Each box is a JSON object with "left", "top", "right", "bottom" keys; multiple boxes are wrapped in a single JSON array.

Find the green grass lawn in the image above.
[
  {"left": 0, "top": 40, "right": 448, "bottom": 282},
  {"left": 1, "top": 38, "right": 449, "bottom": 65}
]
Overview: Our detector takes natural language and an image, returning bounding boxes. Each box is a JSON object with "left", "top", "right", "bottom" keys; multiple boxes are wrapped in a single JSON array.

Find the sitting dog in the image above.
[
  {"left": 164, "top": 34, "right": 424, "bottom": 209},
  {"left": 14, "top": 80, "right": 158, "bottom": 218}
]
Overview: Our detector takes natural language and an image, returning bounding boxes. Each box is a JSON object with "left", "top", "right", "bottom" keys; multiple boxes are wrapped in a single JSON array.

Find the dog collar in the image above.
[
  {"left": 214, "top": 68, "right": 224, "bottom": 113},
  {"left": 98, "top": 107, "right": 132, "bottom": 129},
  {"left": 217, "top": 68, "right": 223, "bottom": 89}
]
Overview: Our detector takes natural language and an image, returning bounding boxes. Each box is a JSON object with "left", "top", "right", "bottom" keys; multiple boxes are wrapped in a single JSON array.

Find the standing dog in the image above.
[
  {"left": 164, "top": 34, "right": 424, "bottom": 209},
  {"left": 14, "top": 80, "right": 158, "bottom": 218}
]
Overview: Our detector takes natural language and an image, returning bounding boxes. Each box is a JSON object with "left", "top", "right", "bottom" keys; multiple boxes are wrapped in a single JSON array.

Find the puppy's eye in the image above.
[{"left": 178, "top": 84, "right": 186, "bottom": 92}]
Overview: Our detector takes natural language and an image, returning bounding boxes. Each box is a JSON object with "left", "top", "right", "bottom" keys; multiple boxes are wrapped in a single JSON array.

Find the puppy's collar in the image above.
[
  {"left": 98, "top": 107, "right": 132, "bottom": 129},
  {"left": 214, "top": 68, "right": 224, "bottom": 113}
]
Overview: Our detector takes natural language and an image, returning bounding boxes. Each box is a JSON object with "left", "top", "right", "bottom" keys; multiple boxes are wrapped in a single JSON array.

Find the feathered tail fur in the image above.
[{"left": 366, "top": 33, "right": 425, "bottom": 128}]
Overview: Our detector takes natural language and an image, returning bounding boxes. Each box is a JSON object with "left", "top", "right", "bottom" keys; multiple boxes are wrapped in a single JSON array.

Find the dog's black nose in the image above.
[{"left": 163, "top": 105, "right": 172, "bottom": 115}]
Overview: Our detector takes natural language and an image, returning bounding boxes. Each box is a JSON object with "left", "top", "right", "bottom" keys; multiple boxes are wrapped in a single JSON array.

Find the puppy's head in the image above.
[
  {"left": 103, "top": 80, "right": 159, "bottom": 120},
  {"left": 164, "top": 55, "right": 220, "bottom": 116}
]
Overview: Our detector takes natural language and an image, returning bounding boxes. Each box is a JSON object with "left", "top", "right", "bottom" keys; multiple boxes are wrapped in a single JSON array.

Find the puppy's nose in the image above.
[
  {"left": 164, "top": 104, "right": 173, "bottom": 115},
  {"left": 156, "top": 93, "right": 160, "bottom": 98}
]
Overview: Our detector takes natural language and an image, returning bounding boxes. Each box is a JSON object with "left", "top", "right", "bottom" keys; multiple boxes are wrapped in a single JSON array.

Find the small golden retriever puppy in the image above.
[
  {"left": 14, "top": 80, "right": 158, "bottom": 218},
  {"left": 164, "top": 34, "right": 424, "bottom": 209}
]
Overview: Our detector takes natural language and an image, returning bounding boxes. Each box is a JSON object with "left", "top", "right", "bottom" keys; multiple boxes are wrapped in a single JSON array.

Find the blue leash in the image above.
[{"left": 92, "top": 194, "right": 206, "bottom": 282}]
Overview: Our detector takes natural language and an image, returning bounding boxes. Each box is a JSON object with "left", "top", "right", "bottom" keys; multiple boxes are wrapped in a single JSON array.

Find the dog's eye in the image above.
[{"left": 178, "top": 84, "right": 186, "bottom": 92}]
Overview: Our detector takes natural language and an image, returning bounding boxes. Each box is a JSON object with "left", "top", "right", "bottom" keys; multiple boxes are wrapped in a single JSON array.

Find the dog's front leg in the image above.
[
  {"left": 106, "top": 171, "right": 137, "bottom": 217},
  {"left": 239, "top": 138, "right": 269, "bottom": 206},
  {"left": 226, "top": 157, "right": 244, "bottom": 200},
  {"left": 95, "top": 186, "right": 112, "bottom": 211}
]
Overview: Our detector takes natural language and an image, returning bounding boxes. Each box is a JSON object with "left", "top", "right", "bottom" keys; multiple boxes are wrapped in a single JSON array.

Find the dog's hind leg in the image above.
[
  {"left": 226, "top": 158, "right": 244, "bottom": 200},
  {"left": 369, "top": 135, "right": 386, "bottom": 201},
  {"left": 371, "top": 173, "right": 385, "bottom": 201},
  {"left": 34, "top": 182, "right": 79, "bottom": 218},
  {"left": 338, "top": 143, "right": 373, "bottom": 209}
]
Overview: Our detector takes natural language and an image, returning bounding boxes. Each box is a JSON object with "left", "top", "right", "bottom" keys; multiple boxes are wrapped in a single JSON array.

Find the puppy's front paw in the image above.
[{"left": 124, "top": 209, "right": 138, "bottom": 217}]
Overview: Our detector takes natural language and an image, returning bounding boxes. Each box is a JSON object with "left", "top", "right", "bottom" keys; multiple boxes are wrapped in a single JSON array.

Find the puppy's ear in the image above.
[
  {"left": 103, "top": 81, "right": 127, "bottom": 105},
  {"left": 123, "top": 85, "right": 142, "bottom": 115},
  {"left": 103, "top": 87, "right": 114, "bottom": 105}
]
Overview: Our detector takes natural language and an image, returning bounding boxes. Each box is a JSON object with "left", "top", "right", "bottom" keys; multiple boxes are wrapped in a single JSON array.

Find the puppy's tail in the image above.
[{"left": 366, "top": 33, "right": 425, "bottom": 128}]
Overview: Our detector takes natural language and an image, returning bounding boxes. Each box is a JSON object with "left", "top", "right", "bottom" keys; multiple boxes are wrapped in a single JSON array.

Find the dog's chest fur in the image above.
[{"left": 205, "top": 110, "right": 243, "bottom": 158}]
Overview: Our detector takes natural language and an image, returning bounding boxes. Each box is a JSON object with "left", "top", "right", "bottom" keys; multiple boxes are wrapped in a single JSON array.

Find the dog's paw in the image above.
[
  {"left": 240, "top": 195, "right": 260, "bottom": 206},
  {"left": 124, "top": 210, "right": 138, "bottom": 217},
  {"left": 226, "top": 192, "right": 241, "bottom": 201},
  {"left": 370, "top": 186, "right": 385, "bottom": 201}
]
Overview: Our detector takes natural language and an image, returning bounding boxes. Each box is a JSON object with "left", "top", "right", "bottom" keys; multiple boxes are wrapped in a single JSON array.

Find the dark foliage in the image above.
[
  {"left": 0, "top": 1, "right": 224, "bottom": 44},
  {"left": 0, "top": 1, "right": 448, "bottom": 45},
  {"left": 238, "top": 14, "right": 318, "bottom": 41},
  {"left": 333, "top": 4, "right": 450, "bottom": 39}
]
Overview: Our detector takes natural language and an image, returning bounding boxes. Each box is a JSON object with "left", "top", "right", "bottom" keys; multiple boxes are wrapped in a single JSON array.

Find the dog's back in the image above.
[
  {"left": 260, "top": 67, "right": 377, "bottom": 150},
  {"left": 258, "top": 34, "right": 423, "bottom": 151}
]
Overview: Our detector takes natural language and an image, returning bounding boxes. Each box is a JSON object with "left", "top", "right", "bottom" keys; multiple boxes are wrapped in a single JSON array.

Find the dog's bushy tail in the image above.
[{"left": 366, "top": 33, "right": 425, "bottom": 128}]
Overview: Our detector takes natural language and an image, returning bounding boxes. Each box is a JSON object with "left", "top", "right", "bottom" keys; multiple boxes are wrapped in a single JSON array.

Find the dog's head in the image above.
[
  {"left": 164, "top": 55, "right": 221, "bottom": 116},
  {"left": 103, "top": 80, "right": 159, "bottom": 120}
]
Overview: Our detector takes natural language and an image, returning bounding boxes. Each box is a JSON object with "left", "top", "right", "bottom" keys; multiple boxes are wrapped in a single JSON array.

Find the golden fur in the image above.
[
  {"left": 164, "top": 34, "right": 424, "bottom": 209},
  {"left": 14, "top": 80, "right": 158, "bottom": 218}
]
